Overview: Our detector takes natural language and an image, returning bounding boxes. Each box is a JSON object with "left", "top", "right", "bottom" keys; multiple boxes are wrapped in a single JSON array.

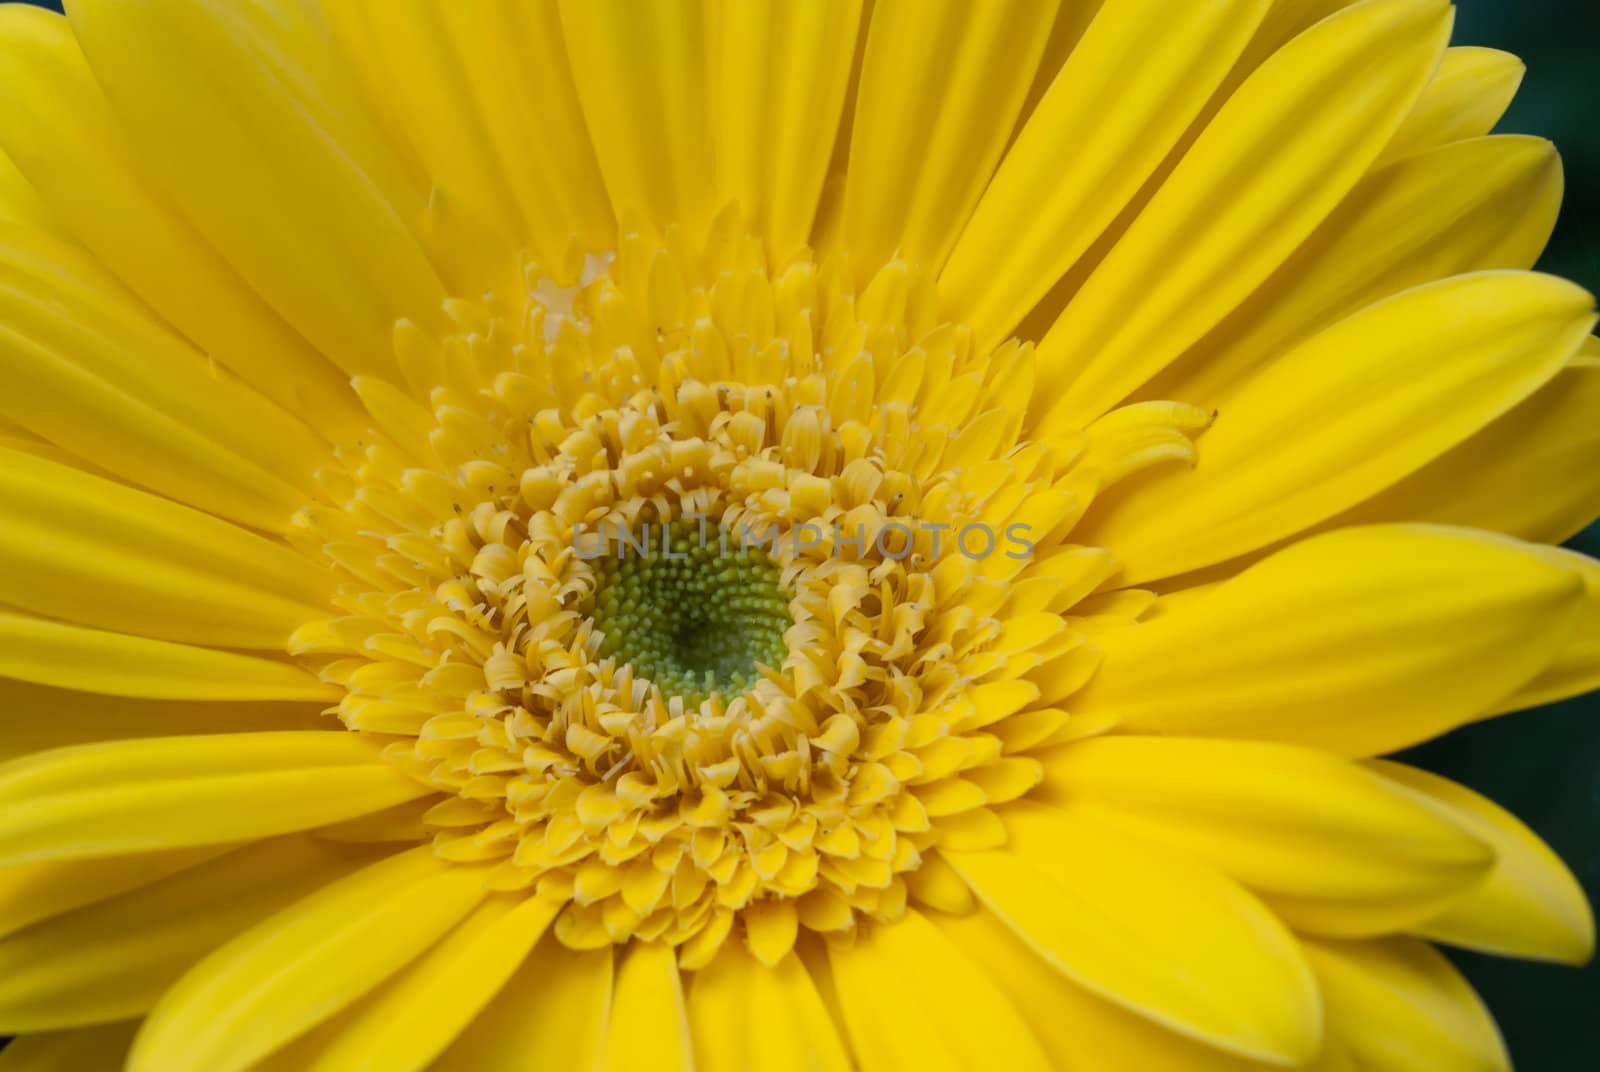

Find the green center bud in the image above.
[{"left": 586, "top": 519, "right": 792, "bottom": 706}]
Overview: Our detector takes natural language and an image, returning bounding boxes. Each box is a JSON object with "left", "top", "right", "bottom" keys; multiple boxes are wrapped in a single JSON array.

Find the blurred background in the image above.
[
  {"left": 1403, "top": 4, "right": 1600, "bottom": 1069},
  {"left": 3, "top": 0, "right": 1599, "bottom": 1068}
]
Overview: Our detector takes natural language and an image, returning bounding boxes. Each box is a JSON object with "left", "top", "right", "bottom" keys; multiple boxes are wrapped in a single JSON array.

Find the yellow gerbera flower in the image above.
[{"left": 0, "top": 0, "right": 1596, "bottom": 1069}]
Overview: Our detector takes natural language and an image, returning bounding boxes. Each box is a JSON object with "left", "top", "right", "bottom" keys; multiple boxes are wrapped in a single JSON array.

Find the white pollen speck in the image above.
[
  {"left": 530, "top": 252, "right": 615, "bottom": 346},
  {"left": 580, "top": 251, "right": 615, "bottom": 287}
]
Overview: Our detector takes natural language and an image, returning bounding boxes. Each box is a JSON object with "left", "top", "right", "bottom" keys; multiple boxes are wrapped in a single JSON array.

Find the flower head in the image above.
[{"left": 0, "top": 1, "right": 1596, "bottom": 1071}]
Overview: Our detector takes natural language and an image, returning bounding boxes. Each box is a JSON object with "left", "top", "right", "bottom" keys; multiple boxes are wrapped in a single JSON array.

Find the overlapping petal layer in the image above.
[{"left": 0, "top": 0, "right": 1593, "bottom": 1069}]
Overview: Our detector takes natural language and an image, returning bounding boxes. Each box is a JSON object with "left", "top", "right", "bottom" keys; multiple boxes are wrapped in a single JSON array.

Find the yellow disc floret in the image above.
[{"left": 288, "top": 209, "right": 1211, "bottom": 966}]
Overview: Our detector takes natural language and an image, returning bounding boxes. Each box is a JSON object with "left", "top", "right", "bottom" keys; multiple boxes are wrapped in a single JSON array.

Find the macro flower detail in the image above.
[{"left": 0, "top": 1, "right": 1596, "bottom": 1071}]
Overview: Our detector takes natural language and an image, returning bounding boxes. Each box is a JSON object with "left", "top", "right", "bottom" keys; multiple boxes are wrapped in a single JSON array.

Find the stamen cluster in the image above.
[
  {"left": 289, "top": 212, "right": 1207, "bottom": 963},
  {"left": 586, "top": 518, "right": 791, "bottom": 708}
]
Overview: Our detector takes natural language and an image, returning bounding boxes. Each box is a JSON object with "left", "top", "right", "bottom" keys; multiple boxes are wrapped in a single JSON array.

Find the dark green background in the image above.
[
  {"left": 1401, "top": 5, "right": 1600, "bottom": 1069},
  {"left": 4, "top": 0, "right": 1599, "bottom": 1068}
]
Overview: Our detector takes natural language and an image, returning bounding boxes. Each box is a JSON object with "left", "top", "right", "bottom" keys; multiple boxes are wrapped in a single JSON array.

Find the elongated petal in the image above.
[
  {"left": 329, "top": 1, "right": 524, "bottom": 247},
  {"left": 0, "top": 224, "right": 325, "bottom": 530},
  {"left": 0, "top": 448, "right": 328, "bottom": 648},
  {"left": 1339, "top": 336, "right": 1600, "bottom": 539},
  {"left": 302, "top": 895, "right": 561, "bottom": 1072},
  {"left": 0, "top": 424, "right": 70, "bottom": 468},
  {"left": 1380, "top": 46, "right": 1524, "bottom": 165},
  {"left": 0, "top": 845, "right": 228, "bottom": 941},
  {"left": 130, "top": 846, "right": 488, "bottom": 1072},
  {"left": 0, "top": 5, "right": 362, "bottom": 433},
  {"left": 0, "top": 837, "right": 372, "bottom": 1033},
  {"left": 0, "top": 613, "right": 337, "bottom": 702},
  {"left": 1236, "top": 1, "right": 1368, "bottom": 69},
  {"left": 462, "top": 3, "right": 616, "bottom": 250},
  {"left": 434, "top": 937, "right": 612, "bottom": 1072},
  {"left": 1037, "top": 0, "right": 1454, "bottom": 425},
  {"left": 942, "top": 906, "right": 1316, "bottom": 1071},
  {"left": 603, "top": 942, "right": 693, "bottom": 1072},
  {"left": 716, "top": 0, "right": 863, "bottom": 263},
  {"left": 1304, "top": 938, "right": 1510, "bottom": 1072},
  {"left": 1371, "top": 761, "right": 1595, "bottom": 965},
  {"left": 1495, "top": 543, "right": 1600, "bottom": 711},
  {"left": 433, "top": 2, "right": 613, "bottom": 267},
  {"left": 0, "top": 143, "right": 53, "bottom": 230},
  {"left": 66, "top": 0, "right": 446, "bottom": 379},
  {"left": 690, "top": 946, "right": 851, "bottom": 1072},
  {"left": 0, "top": 1022, "right": 137, "bottom": 1071},
  {"left": 942, "top": 0, "right": 1272, "bottom": 349},
  {"left": 1077, "top": 526, "right": 1584, "bottom": 755},
  {"left": 0, "top": 732, "right": 433, "bottom": 864},
  {"left": 0, "top": 679, "right": 324, "bottom": 764},
  {"left": 1148, "top": 136, "right": 1563, "bottom": 407},
  {"left": 945, "top": 802, "right": 1320, "bottom": 1064},
  {"left": 1081, "top": 274, "right": 1595, "bottom": 583},
  {"left": 559, "top": 0, "right": 713, "bottom": 238},
  {"left": 94, "top": 0, "right": 424, "bottom": 230},
  {"left": 1041, "top": 737, "right": 1493, "bottom": 937},
  {"left": 828, "top": 909, "right": 1053, "bottom": 1072},
  {"left": 838, "top": 0, "right": 1060, "bottom": 271}
]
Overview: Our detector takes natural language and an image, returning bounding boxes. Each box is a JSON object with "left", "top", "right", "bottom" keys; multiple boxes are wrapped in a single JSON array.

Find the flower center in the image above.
[
  {"left": 586, "top": 519, "right": 791, "bottom": 707},
  {"left": 293, "top": 209, "right": 1208, "bottom": 964}
]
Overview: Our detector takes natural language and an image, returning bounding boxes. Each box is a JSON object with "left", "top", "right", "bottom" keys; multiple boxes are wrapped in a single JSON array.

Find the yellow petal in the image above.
[
  {"left": 1304, "top": 937, "right": 1510, "bottom": 1072},
  {"left": 440, "top": 2, "right": 614, "bottom": 265},
  {"left": 945, "top": 802, "right": 1320, "bottom": 1065},
  {"left": 0, "top": 837, "right": 373, "bottom": 1033},
  {"left": 942, "top": 906, "right": 1295, "bottom": 1072},
  {"left": 1081, "top": 274, "right": 1595, "bottom": 583},
  {"left": 0, "top": 612, "right": 337, "bottom": 702},
  {"left": 1380, "top": 46, "right": 1525, "bottom": 165},
  {"left": 837, "top": 0, "right": 1060, "bottom": 271},
  {"left": 0, "top": 447, "right": 328, "bottom": 648},
  {"left": 147, "top": 0, "right": 425, "bottom": 234},
  {"left": 1147, "top": 135, "right": 1563, "bottom": 407},
  {"left": 689, "top": 946, "right": 851, "bottom": 1072},
  {"left": 1371, "top": 761, "right": 1595, "bottom": 965},
  {"left": 0, "top": 144, "right": 53, "bottom": 231},
  {"left": 1041, "top": 737, "right": 1493, "bottom": 937},
  {"left": 743, "top": 897, "right": 799, "bottom": 966},
  {"left": 1036, "top": 0, "right": 1454, "bottom": 426},
  {"left": 0, "top": 1021, "right": 137, "bottom": 1071},
  {"left": 0, "top": 732, "right": 433, "bottom": 864},
  {"left": 0, "top": 678, "right": 325, "bottom": 764},
  {"left": 603, "top": 942, "right": 693, "bottom": 1072},
  {"left": 0, "top": 845, "right": 229, "bottom": 940},
  {"left": 904, "top": 851, "right": 976, "bottom": 915},
  {"left": 65, "top": 0, "right": 446, "bottom": 380},
  {"left": 941, "top": 0, "right": 1272, "bottom": 349},
  {"left": 716, "top": 0, "right": 863, "bottom": 263},
  {"left": 1495, "top": 542, "right": 1600, "bottom": 712},
  {"left": 828, "top": 909, "right": 1053, "bottom": 1072},
  {"left": 1337, "top": 346, "right": 1600, "bottom": 546},
  {"left": 1077, "top": 525, "right": 1584, "bottom": 755},
  {"left": 302, "top": 895, "right": 561, "bottom": 1072},
  {"left": 0, "top": 218, "right": 326, "bottom": 532},
  {"left": 327, "top": 2, "right": 524, "bottom": 252},
  {"left": 0, "top": 4, "right": 363, "bottom": 434},
  {"left": 0, "top": 431, "right": 66, "bottom": 468},
  {"left": 1237, "top": 1, "right": 1368, "bottom": 72},
  {"left": 433, "top": 937, "right": 612, "bottom": 1072},
  {"left": 1012, "top": 0, "right": 1105, "bottom": 124},
  {"left": 130, "top": 846, "right": 488, "bottom": 1072},
  {"left": 559, "top": 0, "right": 713, "bottom": 238},
  {"left": 233, "top": 1011, "right": 354, "bottom": 1072}
]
